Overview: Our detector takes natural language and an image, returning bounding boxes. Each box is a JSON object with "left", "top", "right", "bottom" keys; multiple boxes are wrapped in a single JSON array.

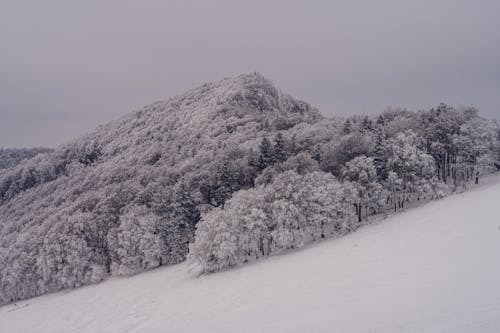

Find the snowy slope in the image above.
[{"left": 2, "top": 177, "right": 500, "bottom": 333}]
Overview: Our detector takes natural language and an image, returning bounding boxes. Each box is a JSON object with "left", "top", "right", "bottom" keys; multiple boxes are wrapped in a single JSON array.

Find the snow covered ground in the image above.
[{"left": 2, "top": 177, "right": 500, "bottom": 333}]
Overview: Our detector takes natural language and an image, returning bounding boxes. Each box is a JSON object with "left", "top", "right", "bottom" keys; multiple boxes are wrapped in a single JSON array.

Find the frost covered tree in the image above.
[
  {"left": 419, "top": 104, "right": 464, "bottom": 183},
  {"left": 343, "top": 118, "right": 352, "bottom": 134},
  {"left": 189, "top": 171, "right": 356, "bottom": 273},
  {"left": 212, "top": 160, "right": 236, "bottom": 207},
  {"left": 0, "top": 147, "right": 52, "bottom": 170},
  {"left": 452, "top": 117, "right": 498, "bottom": 185},
  {"left": 386, "top": 130, "right": 436, "bottom": 208},
  {"left": 108, "top": 206, "right": 166, "bottom": 276},
  {"left": 273, "top": 132, "right": 287, "bottom": 163},
  {"left": 255, "top": 152, "right": 320, "bottom": 186},
  {"left": 320, "top": 134, "right": 373, "bottom": 176},
  {"left": 373, "top": 126, "right": 388, "bottom": 179},
  {"left": 376, "top": 114, "right": 385, "bottom": 127},
  {"left": 361, "top": 116, "right": 373, "bottom": 133},
  {"left": 342, "top": 156, "right": 382, "bottom": 222},
  {"left": 385, "top": 171, "right": 403, "bottom": 212},
  {"left": 258, "top": 137, "right": 274, "bottom": 171}
]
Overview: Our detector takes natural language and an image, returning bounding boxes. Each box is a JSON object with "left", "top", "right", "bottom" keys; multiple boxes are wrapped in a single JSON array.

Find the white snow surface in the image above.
[{"left": 2, "top": 177, "right": 500, "bottom": 333}]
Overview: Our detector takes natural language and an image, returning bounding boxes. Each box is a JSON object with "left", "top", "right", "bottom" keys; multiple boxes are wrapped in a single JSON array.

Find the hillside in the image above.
[
  {"left": 2, "top": 175, "right": 499, "bottom": 333},
  {"left": 0, "top": 73, "right": 322, "bottom": 304},
  {"left": 1, "top": 72, "right": 499, "bottom": 306}
]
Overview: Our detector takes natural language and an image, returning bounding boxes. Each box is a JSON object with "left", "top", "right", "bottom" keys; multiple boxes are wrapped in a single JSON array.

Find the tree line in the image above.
[{"left": 190, "top": 105, "right": 500, "bottom": 272}]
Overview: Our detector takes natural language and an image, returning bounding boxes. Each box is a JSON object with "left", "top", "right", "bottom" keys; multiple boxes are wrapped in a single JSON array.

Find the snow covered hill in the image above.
[
  {"left": 0, "top": 73, "right": 322, "bottom": 304},
  {"left": 2, "top": 176, "right": 499, "bottom": 333}
]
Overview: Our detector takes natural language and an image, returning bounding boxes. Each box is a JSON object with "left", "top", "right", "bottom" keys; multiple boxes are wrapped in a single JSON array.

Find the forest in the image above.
[
  {"left": 0, "top": 148, "right": 52, "bottom": 171},
  {"left": 0, "top": 73, "right": 499, "bottom": 305}
]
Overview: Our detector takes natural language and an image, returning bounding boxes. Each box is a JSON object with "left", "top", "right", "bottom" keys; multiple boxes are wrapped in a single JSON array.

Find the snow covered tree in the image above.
[
  {"left": 258, "top": 137, "right": 274, "bottom": 171},
  {"left": 189, "top": 171, "right": 356, "bottom": 273},
  {"left": 0, "top": 148, "right": 52, "bottom": 170},
  {"left": 343, "top": 118, "right": 352, "bottom": 134},
  {"left": 189, "top": 188, "right": 268, "bottom": 272},
  {"left": 376, "top": 114, "right": 385, "bottom": 127},
  {"left": 342, "top": 155, "right": 382, "bottom": 222},
  {"left": 373, "top": 126, "right": 388, "bottom": 180},
  {"left": 212, "top": 160, "right": 235, "bottom": 207},
  {"left": 273, "top": 132, "right": 287, "bottom": 163},
  {"left": 452, "top": 117, "right": 498, "bottom": 185},
  {"left": 419, "top": 104, "right": 465, "bottom": 183},
  {"left": 108, "top": 206, "right": 166, "bottom": 276},
  {"left": 320, "top": 134, "right": 373, "bottom": 176},
  {"left": 255, "top": 152, "right": 320, "bottom": 186},
  {"left": 386, "top": 130, "right": 436, "bottom": 208},
  {"left": 361, "top": 116, "right": 373, "bottom": 133},
  {"left": 385, "top": 171, "right": 403, "bottom": 212}
]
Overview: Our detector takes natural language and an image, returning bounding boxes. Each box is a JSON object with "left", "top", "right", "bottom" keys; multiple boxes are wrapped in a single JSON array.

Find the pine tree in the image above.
[
  {"left": 172, "top": 183, "right": 200, "bottom": 230},
  {"left": 343, "top": 119, "right": 352, "bottom": 135},
  {"left": 376, "top": 115, "right": 385, "bottom": 127},
  {"left": 361, "top": 116, "right": 373, "bottom": 133},
  {"left": 258, "top": 137, "right": 274, "bottom": 171},
  {"left": 273, "top": 133, "right": 287, "bottom": 163},
  {"left": 373, "top": 127, "right": 388, "bottom": 180},
  {"left": 312, "top": 146, "right": 322, "bottom": 163},
  {"left": 213, "top": 160, "right": 235, "bottom": 207}
]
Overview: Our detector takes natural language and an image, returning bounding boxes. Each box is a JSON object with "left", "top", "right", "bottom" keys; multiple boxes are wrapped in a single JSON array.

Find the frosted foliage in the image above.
[
  {"left": 108, "top": 206, "right": 165, "bottom": 276},
  {"left": 0, "top": 148, "right": 52, "bottom": 171},
  {"left": 0, "top": 73, "right": 499, "bottom": 305},
  {"left": 342, "top": 156, "right": 383, "bottom": 221},
  {"left": 0, "top": 73, "right": 320, "bottom": 305},
  {"left": 386, "top": 131, "right": 439, "bottom": 202},
  {"left": 189, "top": 171, "right": 356, "bottom": 273}
]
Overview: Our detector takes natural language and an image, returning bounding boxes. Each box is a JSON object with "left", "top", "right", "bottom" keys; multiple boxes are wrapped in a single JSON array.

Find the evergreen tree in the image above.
[
  {"left": 273, "top": 133, "right": 287, "bottom": 163},
  {"left": 373, "top": 127, "right": 388, "bottom": 180},
  {"left": 343, "top": 119, "right": 352, "bottom": 135},
  {"left": 171, "top": 183, "right": 200, "bottom": 230},
  {"left": 258, "top": 137, "right": 274, "bottom": 171},
  {"left": 376, "top": 115, "right": 385, "bottom": 127},
  {"left": 361, "top": 116, "right": 373, "bottom": 133},
  {"left": 213, "top": 160, "right": 235, "bottom": 207},
  {"left": 312, "top": 146, "right": 322, "bottom": 163},
  {"left": 247, "top": 150, "right": 260, "bottom": 184}
]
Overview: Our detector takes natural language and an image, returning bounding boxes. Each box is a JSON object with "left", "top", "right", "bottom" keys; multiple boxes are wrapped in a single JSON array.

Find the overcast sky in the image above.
[{"left": 1, "top": 0, "right": 499, "bottom": 147}]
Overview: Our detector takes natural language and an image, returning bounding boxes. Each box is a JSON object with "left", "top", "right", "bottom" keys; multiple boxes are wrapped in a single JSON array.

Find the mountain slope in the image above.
[
  {"left": 0, "top": 73, "right": 322, "bottom": 304},
  {"left": 2, "top": 176, "right": 499, "bottom": 333}
]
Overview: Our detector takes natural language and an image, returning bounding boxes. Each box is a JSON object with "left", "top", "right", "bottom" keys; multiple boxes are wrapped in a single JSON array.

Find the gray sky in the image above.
[{"left": 1, "top": 0, "right": 500, "bottom": 147}]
